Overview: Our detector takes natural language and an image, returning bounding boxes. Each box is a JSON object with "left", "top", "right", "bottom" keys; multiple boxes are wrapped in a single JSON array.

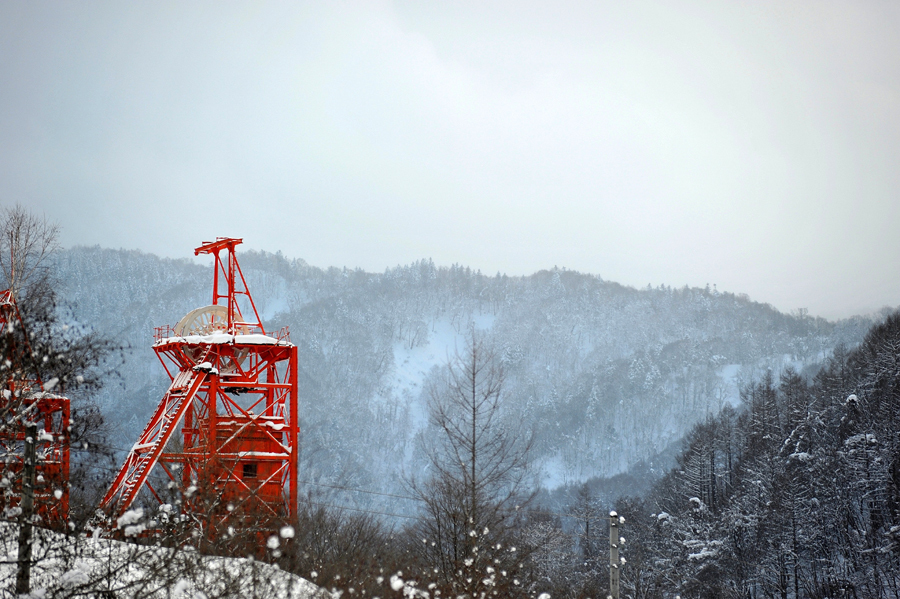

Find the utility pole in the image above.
[
  {"left": 609, "top": 510, "right": 621, "bottom": 599},
  {"left": 16, "top": 422, "right": 37, "bottom": 595}
]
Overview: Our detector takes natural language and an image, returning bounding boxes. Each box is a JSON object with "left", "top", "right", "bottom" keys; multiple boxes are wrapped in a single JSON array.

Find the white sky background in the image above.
[{"left": 1, "top": 1, "right": 898, "bottom": 320}]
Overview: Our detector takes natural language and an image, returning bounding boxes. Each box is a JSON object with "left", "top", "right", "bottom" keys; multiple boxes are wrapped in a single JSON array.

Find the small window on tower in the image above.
[{"left": 242, "top": 463, "right": 258, "bottom": 479}]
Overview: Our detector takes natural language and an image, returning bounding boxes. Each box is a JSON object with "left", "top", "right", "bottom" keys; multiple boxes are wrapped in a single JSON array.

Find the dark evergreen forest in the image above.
[{"left": 589, "top": 312, "right": 900, "bottom": 598}]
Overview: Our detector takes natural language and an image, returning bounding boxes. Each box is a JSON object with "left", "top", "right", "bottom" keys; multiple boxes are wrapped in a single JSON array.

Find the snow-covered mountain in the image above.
[{"left": 55, "top": 246, "right": 881, "bottom": 516}]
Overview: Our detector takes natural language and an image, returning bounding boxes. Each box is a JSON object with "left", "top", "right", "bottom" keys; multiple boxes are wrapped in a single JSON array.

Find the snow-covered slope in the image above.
[{"left": 0, "top": 523, "right": 328, "bottom": 599}]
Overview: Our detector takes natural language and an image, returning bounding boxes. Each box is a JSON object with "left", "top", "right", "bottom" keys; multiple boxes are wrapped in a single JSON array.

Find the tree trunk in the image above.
[{"left": 16, "top": 423, "right": 37, "bottom": 595}]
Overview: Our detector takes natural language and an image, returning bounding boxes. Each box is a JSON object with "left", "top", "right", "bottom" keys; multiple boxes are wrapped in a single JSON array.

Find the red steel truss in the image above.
[
  {"left": 0, "top": 289, "right": 70, "bottom": 527},
  {"left": 100, "top": 238, "right": 298, "bottom": 537}
]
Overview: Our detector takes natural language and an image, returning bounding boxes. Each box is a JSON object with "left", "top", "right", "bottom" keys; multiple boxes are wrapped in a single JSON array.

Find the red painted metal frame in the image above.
[
  {"left": 159, "top": 340, "right": 298, "bottom": 532},
  {"left": 195, "top": 237, "right": 263, "bottom": 335},
  {"left": 0, "top": 289, "right": 70, "bottom": 527},
  {"left": 100, "top": 239, "right": 298, "bottom": 537}
]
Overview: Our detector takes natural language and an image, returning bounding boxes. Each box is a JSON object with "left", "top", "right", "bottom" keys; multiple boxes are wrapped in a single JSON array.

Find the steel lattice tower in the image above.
[{"left": 100, "top": 238, "right": 298, "bottom": 537}]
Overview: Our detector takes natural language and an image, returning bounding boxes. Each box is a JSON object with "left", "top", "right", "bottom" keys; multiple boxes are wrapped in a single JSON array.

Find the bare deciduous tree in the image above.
[
  {"left": 0, "top": 204, "right": 60, "bottom": 303},
  {"left": 412, "top": 332, "right": 534, "bottom": 596},
  {"left": 0, "top": 205, "right": 118, "bottom": 594}
]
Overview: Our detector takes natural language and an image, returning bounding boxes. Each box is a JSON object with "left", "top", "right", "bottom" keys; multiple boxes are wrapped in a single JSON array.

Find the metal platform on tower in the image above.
[{"left": 99, "top": 238, "right": 299, "bottom": 539}]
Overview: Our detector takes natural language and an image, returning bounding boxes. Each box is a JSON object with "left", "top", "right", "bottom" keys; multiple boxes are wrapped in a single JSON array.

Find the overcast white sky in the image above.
[{"left": 2, "top": 1, "right": 898, "bottom": 319}]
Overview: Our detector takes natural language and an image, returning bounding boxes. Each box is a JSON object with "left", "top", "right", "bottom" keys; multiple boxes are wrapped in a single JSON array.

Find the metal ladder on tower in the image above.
[{"left": 100, "top": 360, "right": 211, "bottom": 517}]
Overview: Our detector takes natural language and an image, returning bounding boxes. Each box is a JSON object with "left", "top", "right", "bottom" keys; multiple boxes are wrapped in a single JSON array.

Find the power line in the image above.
[
  {"left": 297, "top": 480, "right": 421, "bottom": 503},
  {"left": 302, "top": 499, "right": 422, "bottom": 521},
  {"left": 295, "top": 480, "right": 590, "bottom": 521}
]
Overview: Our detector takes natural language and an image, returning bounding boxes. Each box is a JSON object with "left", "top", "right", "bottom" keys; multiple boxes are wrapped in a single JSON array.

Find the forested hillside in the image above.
[
  {"left": 610, "top": 312, "right": 900, "bottom": 598},
  {"left": 55, "top": 245, "right": 881, "bottom": 513}
]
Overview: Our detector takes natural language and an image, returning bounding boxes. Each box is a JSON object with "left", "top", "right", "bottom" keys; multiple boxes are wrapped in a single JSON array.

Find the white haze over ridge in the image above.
[{"left": 2, "top": 1, "right": 899, "bottom": 320}]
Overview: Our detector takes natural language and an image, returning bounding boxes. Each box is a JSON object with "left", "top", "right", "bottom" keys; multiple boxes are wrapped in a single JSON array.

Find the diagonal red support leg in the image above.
[{"left": 100, "top": 368, "right": 209, "bottom": 517}]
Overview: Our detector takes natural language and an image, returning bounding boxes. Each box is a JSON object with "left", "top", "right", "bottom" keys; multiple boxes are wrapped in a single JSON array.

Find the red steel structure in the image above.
[
  {"left": 100, "top": 238, "right": 298, "bottom": 536},
  {"left": 0, "top": 289, "right": 70, "bottom": 527}
]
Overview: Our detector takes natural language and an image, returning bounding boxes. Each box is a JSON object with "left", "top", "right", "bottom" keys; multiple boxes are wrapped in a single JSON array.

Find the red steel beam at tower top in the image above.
[
  {"left": 195, "top": 237, "right": 264, "bottom": 336},
  {"left": 195, "top": 238, "right": 243, "bottom": 255}
]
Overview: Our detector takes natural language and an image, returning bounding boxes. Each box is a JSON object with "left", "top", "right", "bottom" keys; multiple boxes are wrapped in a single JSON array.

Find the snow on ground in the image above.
[
  {"left": 470, "top": 313, "right": 495, "bottom": 331},
  {"left": 538, "top": 453, "right": 570, "bottom": 490},
  {"left": 388, "top": 315, "right": 497, "bottom": 468},
  {"left": 717, "top": 364, "right": 744, "bottom": 408},
  {"left": 0, "top": 523, "right": 329, "bottom": 599},
  {"left": 391, "top": 317, "right": 492, "bottom": 429},
  {"left": 260, "top": 296, "right": 289, "bottom": 322}
]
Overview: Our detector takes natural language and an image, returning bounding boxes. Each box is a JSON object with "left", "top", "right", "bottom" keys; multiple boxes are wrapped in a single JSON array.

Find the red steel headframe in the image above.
[{"left": 99, "top": 238, "right": 298, "bottom": 539}]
